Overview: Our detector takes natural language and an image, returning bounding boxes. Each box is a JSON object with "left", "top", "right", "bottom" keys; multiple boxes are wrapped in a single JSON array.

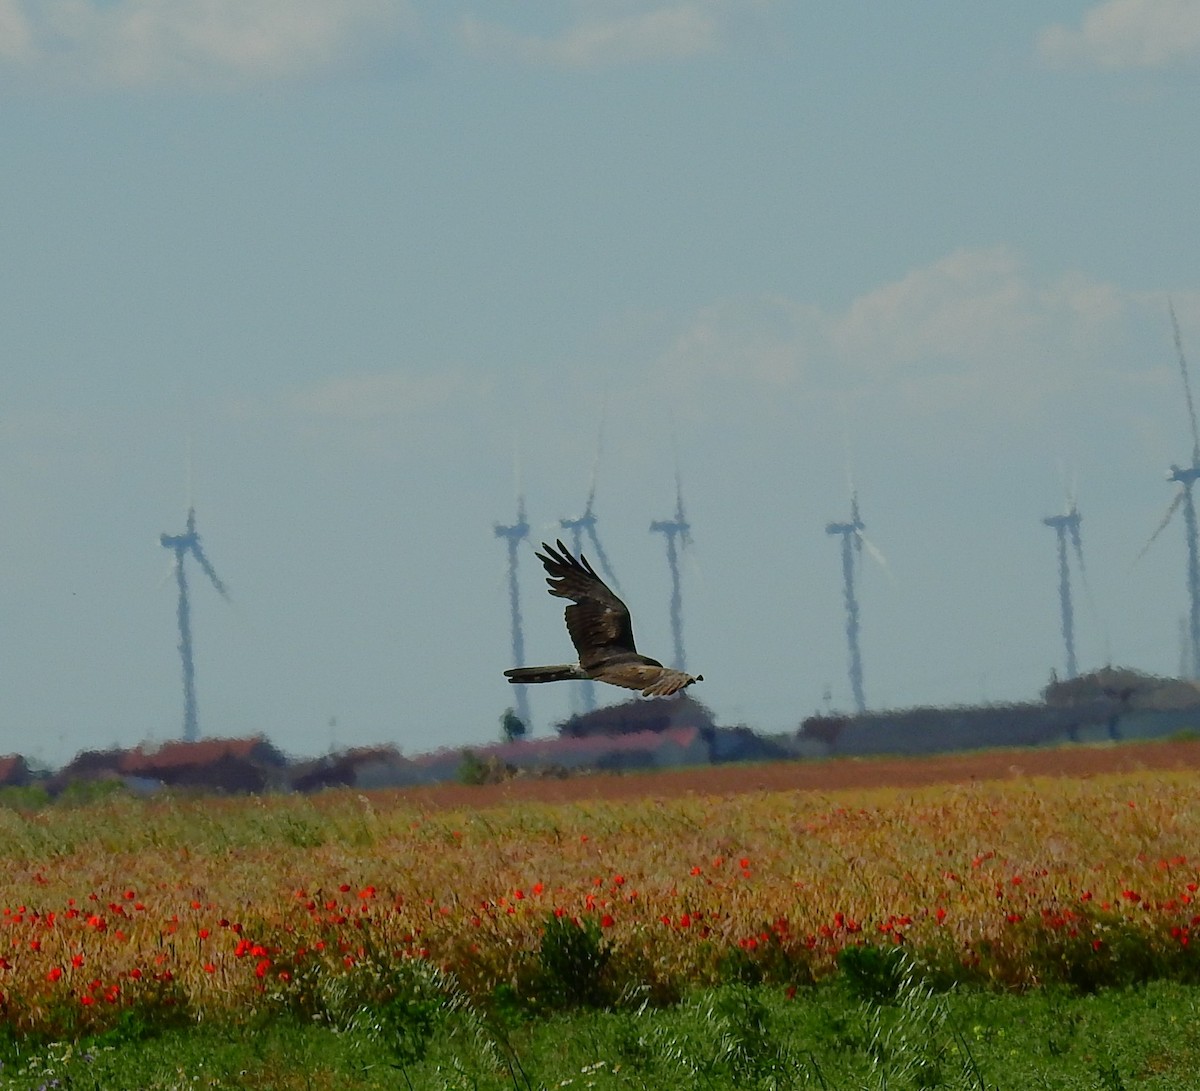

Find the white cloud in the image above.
[
  {"left": 459, "top": 1, "right": 772, "bottom": 68},
  {"left": 0, "top": 0, "right": 34, "bottom": 62},
  {"left": 831, "top": 247, "right": 1039, "bottom": 370},
  {"left": 653, "top": 247, "right": 1132, "bottom": 421},
  {"left": 1038, "top": 0, "right": 1200, "bottom": 70},
  {"left": 658, "top": 294, "right": 820, "bottom": 387},
  {"left": 0, "top": 0, "right": 415, "bottom": 88}
]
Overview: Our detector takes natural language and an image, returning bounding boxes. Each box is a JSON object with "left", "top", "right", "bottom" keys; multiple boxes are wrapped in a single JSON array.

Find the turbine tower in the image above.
[
  {"left": 1042, "top": 497, "right": 1085, "bottom": 680},
  {"left": 160, "top": 507, "right": 229, "bottom": 743},
  {"left": 826, "top": 490, "right": 888, "bottom": 714},
  {"left": 494, "top": 494, "right": 531, "bottom": 730},
  {"left": 1140, "top": 301, "right": 1200, "bottom": 678},
  {"left": 650, "top": 471, "right": 691, "bottom": 672},
  {"left": 560, "top": 447, "right": 620, "bottom": 713}
]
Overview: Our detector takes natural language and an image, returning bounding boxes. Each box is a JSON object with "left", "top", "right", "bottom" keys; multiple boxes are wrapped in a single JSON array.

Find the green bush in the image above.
[
  {"left": 534, "top": 913, "right": 613, "bottom": 1009},
  {"left": 457, "top": 750, "right": 489, "bottom": 786},
  {"left": 838, "top": 943, "right": 910, "bottom": 1004},
  {"left": 0, "top": 783, "right": 51, "bottom": 810}
]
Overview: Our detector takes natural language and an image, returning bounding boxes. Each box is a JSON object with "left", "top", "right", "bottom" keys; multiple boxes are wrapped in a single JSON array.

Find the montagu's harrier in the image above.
[{"left": 504, "top": 539, "right": 703, "bottom": 698}]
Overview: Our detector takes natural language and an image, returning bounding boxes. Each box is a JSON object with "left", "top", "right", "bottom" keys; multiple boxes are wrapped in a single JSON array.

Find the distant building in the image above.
[
  {"left": 706, "top": 724, "right": 792, "bottom": 764},
  {"left": 49, "top": 748, "right": 129, "bottom": 793},
  {"left": 121, "top": 736, "right": 288, "bottom": 793},
  {"left": 796, "top": 666, "right": 1200, "bottom": 758},
  {"left": 1044, "top": 666, "right": 1200, "bottom": 711},
  {"left": 389, "top": 724, "right": 712, "bottom": 787},
  {"left": 494, "top": 725, "right": 710, "bottom": 774},
  {"left": 0, "top": 755, "right": 32, "bottom": 789},
  {"left": 53, "top": 736, "right": 289, "bottom": 795},
  {"left": 289, "top": 746, "right": 408, "bottom": 792},
  {"left": 798, "top": 701, "right": 1114, "bottom": 757},
  {"left": 558, "top": 694, "right": 716, "bottom": 738}
]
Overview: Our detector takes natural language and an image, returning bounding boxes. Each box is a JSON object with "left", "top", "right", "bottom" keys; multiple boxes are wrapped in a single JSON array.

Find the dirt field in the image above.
[{"left": 392, "top": 736, "right": 1200, "bottom": 811}]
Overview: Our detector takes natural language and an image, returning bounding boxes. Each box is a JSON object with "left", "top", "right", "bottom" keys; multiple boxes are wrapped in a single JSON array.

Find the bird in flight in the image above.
[{"left": 505, "top": 539, "right": 703, "bottom": 698}]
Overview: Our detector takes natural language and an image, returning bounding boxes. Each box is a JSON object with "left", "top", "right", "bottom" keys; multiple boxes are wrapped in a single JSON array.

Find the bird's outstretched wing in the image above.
[
  {"left": 536, "top": 539, "right": 637, "bottom": 669},
  {"left": 638, "top": 668, "right": 700, "bottom": 697}
]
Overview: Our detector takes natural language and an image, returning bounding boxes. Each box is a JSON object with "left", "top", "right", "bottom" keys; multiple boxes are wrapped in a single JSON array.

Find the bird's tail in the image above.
[{"left": 504, "top": 665, "right": 586, "bottom": 685}]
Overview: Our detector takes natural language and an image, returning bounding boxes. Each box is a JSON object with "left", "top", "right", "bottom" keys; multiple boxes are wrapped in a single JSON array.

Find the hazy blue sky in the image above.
[{"left": 3, "top": 1, "right": 1200, "bottom": 767}]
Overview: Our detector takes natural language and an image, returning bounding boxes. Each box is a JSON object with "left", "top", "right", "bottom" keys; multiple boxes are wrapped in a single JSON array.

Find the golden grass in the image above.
[{"left": 3, "top": 768, "right": 1199, "bottom": 1034}]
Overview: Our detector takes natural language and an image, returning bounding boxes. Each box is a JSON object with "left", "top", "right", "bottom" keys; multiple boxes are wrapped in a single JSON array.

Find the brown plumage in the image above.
[{"left": 504, "top": 540, "right": 703, "bottom": 698}]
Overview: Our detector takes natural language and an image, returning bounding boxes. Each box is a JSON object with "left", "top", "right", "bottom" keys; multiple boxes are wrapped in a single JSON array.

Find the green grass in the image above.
[{"left": 3, "top": 976, "right": 1199, "bottom": 1090}]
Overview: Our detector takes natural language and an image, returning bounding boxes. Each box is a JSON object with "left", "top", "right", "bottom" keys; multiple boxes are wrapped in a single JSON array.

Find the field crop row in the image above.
[{"left": 2, "top": 767, "right": 1200, "bottom": 1038}]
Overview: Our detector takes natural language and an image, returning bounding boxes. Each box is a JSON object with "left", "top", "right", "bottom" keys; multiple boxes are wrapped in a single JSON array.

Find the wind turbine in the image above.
[
  {"left": 560, "top": 435, "right": 620, "bottom": 713},
  {"left": 494, "top": 492, "right": 531, "bottom": 730},
  {"left": 1180, "top": 616, "right": 1193, "bottom": 680},
  {"left": 1042, "top": 494, "right": 1085, "bottom": 680},
  {"left": 160, "top": 506, "right": 230, "bottom": 743},
  {"left": 826, "top": 489, "right": 888, "bottom": 714},
  {"left": 650, "top": 469, "right": 692, "bottom": 673},
  {"left": 1140, "top": 301, "right": 1200, "bottom": 679}
]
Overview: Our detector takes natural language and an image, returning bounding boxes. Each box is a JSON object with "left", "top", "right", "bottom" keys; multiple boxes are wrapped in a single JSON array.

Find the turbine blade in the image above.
[
  {"left": 584, "top": 414, "right": 606, "bottom": 518},
  {"left": 583, "top": 523, "right": 620, "bottom": 592},
  {"left": 674, "top": 467, "right": 693, "bottom": 548},
  {"left": 505, "top": 434, "right": 529, "bottom": 531},
  {"left": 1069, "top": 517, "right": 1086, "bottom": 575},
  {"left": 191, "top": 545, "right": 230, "bottom": 600},
  {"left": 159, "top": 555, "right": 180, "bottom": 590},
  {"left": 1136, "top": 488, "right": 1185, "bottom": 564},
  {"left": 186, "top": 434, "right": 195, "bottom": 512},
  {"left": 848, "top": 489, "right": 863, "bottom": 562},
  {"left": 1169, "top": 300, "right": 1200, "bottom": 466},
  {"left": 1069, "top": 517, "right": 1098, "bottom": 614},
  {"left": 856, "top": 530, "right": 895, "bottom": 583},
  {"left": 1054, "top": 456, "right": 1080, "bottom": 514}
]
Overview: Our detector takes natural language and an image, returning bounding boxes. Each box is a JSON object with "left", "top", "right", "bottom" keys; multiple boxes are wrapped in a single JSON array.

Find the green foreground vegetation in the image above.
[{"left": 3, "top": 969, "right": 1198, "bottom": 1090}]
